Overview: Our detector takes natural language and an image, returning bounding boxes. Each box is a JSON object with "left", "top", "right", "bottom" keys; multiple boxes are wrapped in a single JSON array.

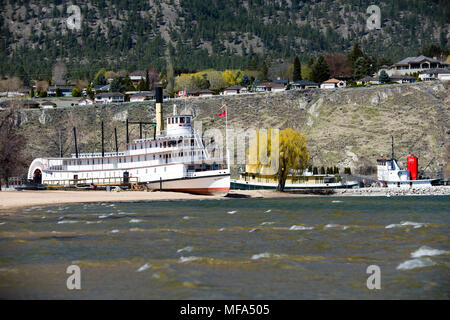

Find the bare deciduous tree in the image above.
[
  {"left": 325, "top": 53, "right": 353, "bottom": 78},
  {"left": 0, "top": 77, "right": 22, "bottom": 94},
  {"left": 0, "top": 104, "right": 27, "bottom": 188}
]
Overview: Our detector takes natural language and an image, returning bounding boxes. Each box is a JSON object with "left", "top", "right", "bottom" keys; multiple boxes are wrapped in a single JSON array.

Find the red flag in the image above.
[{"left": 219, "top": 110, "right": 227, "bottom": 117}]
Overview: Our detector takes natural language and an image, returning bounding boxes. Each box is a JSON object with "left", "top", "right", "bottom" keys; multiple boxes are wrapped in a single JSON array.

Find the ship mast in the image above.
[{"left": 391, "top": 135, "right": 394, "bottom": 159}]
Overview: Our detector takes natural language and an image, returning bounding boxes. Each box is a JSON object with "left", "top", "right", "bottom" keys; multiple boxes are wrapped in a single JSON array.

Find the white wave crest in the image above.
[
  {"left": 260, "top": 221, "right": 275, "bottom": 226},
  {"left": 227, "top": 210, "right": 237, "bottom": 214},
  {"left": 289, "top": 225, "right": 314, "bottom": 231},
  {"left": 129, "top": 219, "right": 143, "bottom": 223},
  {"left": 179, "top": 256, "right": 201, "bottom": 263},
  {"left": 325, "top": 224, "right": 349, "bottom": 230},
  {"left": 109, "top": 229, "right": 119, "bottom": 233},
  {"left": 385, "top": 221, "right": 427, "bottom": 229},
  {"left": 251, "top": 252, "right": 282, "bottom": 260},
  {"left": 136, "top": 263, "right": 151, "bottom": 272},
  {"left": 177, "top": 246, "right": 194, "bottom": 253},
  {"left": 396, "top": 258, "right": 436, "bottom": 270},
  {"left": 411, "top": 246, "right": 449, "bottom": 258},
  {"left": 57, "top": 220, "right": 78, "bottom": 224}
]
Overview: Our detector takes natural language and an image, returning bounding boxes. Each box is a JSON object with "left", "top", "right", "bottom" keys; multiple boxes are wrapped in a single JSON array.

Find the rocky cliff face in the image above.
[{"left": 15, "top": 81, "right": 450, "bottom": 177}]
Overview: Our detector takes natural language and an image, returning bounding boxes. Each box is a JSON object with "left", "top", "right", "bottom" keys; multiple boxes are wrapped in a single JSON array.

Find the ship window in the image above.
[
  {"left": 180, "top": 117, "right": 185, "bottom": 124},
  {"left": 186, "top": 117, "right": 190, "bottom": 124},
  {"left": 154, "top": 168, "right": 156, "bottom": 173}
]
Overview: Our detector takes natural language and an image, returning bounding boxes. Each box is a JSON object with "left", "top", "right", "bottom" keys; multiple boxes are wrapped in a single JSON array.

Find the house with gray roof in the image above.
[
  {"left": 418, "top": 68, "right": 450, "bottom": 81},
  {"left": 94, "top": 92, "right": 125, "bottom": 104},
  {"left": 291, "top": 80, "right": 319, "bottom": 89},
  {"left": 386, "top": 55, "right": 449, "bottom": 76}
]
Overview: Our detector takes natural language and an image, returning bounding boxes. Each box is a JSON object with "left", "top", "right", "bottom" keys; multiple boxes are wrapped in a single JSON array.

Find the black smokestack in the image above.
[
  {"left": 101, "top": 121, "right": 104, "bottom": 158},
  {"left": 156, "top": 87, "right": 163, "bottom": 103},
  {"left": 73, "top": 127, "right": 78, "bottom": 158}
]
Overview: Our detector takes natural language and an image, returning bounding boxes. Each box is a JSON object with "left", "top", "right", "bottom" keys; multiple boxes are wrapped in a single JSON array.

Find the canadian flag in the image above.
[
  {"left": 219, "top": 104, "right": 227, "bottom": 117},
  {"left": 179, "top": 90, "right": 186, "bottom": 96}
]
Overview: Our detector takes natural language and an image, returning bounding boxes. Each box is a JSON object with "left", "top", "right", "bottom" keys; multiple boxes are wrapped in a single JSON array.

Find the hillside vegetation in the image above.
[{"left": 1, "top": 0, "right": 449, "bottom": 81}]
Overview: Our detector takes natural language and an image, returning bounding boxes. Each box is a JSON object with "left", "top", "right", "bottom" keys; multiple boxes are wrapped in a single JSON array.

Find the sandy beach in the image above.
[
  {"left": 1, "top": 187, "right": 449, "bottom": 210},
  {"left": 0, "top": 189, "right": 283, "bottom": 210}
]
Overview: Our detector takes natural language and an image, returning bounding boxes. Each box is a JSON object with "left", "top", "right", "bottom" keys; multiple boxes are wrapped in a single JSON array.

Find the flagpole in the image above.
[{"left": 226, "top": 104, "right": 229, "bottom": 171}]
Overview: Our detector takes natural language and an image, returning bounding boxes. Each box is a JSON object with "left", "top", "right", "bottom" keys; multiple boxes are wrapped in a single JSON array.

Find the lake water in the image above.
[{"left": 0, "top": 196, "right": 449, "bottom": 299}]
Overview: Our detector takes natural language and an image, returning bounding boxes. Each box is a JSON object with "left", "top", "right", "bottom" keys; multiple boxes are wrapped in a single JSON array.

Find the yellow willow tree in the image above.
[
  {"left": 247, "top": 128, "right": 309, "bottom": 192},
  {"left": 276, "top": 128, "right": 310, "bottom": 191}
]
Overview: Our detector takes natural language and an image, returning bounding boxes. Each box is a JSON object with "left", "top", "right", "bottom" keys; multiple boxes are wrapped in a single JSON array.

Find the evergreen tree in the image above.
[
  {"left": 94, "top": 73, "right": 107, "bottom": 86},
  {"left": 258, "top": 62, "right": 269, "bottom": 81},
  {"left": 311, "top": 56, "right": 330, "bottom": 83},
  {"left": 240, "top": 74, "right": 250, "bottom": 87},
  {"left": 145, "top": 70, "right": 150, "bottom": 90},
  {"left": 110, "top": 77, "right": 123, "bottom": 92},
  {"left": 293, "top": 56, "right": 302, "bottom": 81},
  {"left": 379, "top": 70, "right": 390, "bottom": 83},
  {"left": 354, "top": 57, "right": 372, "bottom": 80},
  {"left": 347, "top": 42, "right": 365, "bottom": 69}
]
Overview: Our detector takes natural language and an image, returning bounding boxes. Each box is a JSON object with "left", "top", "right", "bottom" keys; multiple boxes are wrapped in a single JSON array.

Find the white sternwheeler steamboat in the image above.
[{"left": 27, "top": 88, "right": 230, "bottom": 195}]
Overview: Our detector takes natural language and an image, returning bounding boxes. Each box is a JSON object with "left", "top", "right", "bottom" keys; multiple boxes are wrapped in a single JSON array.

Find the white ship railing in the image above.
[{"left": 44, "top": 177, "right": 139, "bottom": 186}]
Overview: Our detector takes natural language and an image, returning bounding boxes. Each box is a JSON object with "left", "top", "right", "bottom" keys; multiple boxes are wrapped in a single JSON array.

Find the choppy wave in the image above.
[
  {"left": 289, "top": 225, "right": 314, "bottom": 231},
  {"left": 260, "top": 221, "right": 275, "bottom": 226},
  {"left": 385, "top": 221, "right": 427, "bottom": 229},
  {"left": 251, "top": 252, "right": 282, "bottom": 260},
  {"left": 397, "top": 257, "right": 436, "bottom": 270},
  {"left": 86, "top": 221, "right": 102, "bottom": 224},
  {"left": 109, "top": 229, "right": 119, "bottom": 233},
  {"left": 177, "top": 246, "right": 194, "bottom": 253},
  {"left": 324, "top": 224, "right": 349, "bottom": 230},
  {"left": 129, "top": 219, "right": 143, "bottom": 223},
  {"left": 179, "top": 256, "right": 201, "bottom": 263},
  {"left": 411, "top": 246, "right": 448, "bottom": 258},
  {"left": 136, "top": 263, "right": 151, "bottom": 272},
  {"left": 57, "top": 220, "right": 78, "bottom": 224},
  {"left": 227, "top": 210, "right": 237, "bottom": 214}
]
